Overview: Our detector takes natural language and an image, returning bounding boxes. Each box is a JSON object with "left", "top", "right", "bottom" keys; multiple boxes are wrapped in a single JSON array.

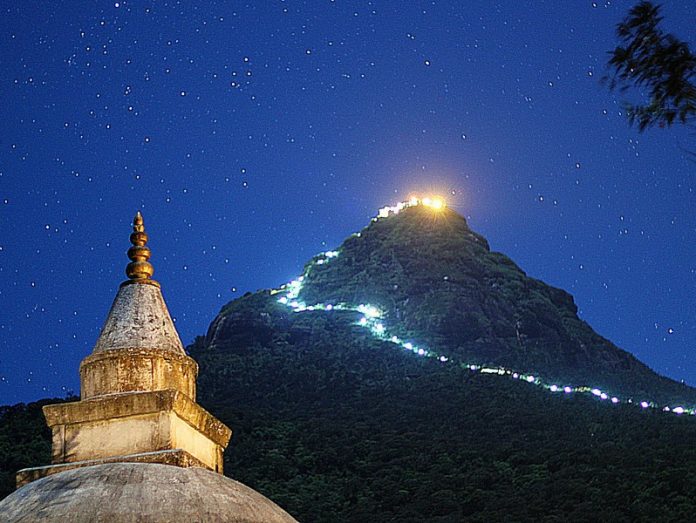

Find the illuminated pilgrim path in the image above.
[{"left": 272, "top": 197, "right": 692, "bottom": 417}]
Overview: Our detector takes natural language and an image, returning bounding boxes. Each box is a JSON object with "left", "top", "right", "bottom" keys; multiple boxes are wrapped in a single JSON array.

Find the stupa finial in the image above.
[{"left": 125, "top": 211, "right": 156, "bottom": 284}]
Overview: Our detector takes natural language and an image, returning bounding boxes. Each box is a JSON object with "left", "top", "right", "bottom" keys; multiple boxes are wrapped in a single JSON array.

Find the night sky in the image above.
[{"left": 2, "top": 1, "right": 695, "bottom": 404}]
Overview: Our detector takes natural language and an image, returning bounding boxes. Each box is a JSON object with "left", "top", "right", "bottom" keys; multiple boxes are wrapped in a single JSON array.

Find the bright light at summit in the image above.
[
  {"left": 430, "top": 198, "right": 444, "bottom": 210},
  {"left": 376, "top": 195, "right": 446, "bottom": 220},
  {"left": 269, "top": 200, "right": 696, "bottom": 420}
]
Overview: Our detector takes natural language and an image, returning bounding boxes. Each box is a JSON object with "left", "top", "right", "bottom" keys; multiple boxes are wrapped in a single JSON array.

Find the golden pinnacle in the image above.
[{"left": 125, "top": 211, "right": 155, "bottom": 282}]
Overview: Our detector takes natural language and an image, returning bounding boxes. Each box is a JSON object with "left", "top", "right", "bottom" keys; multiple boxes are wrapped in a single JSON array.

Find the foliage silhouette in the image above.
[{"left": 606, "top": 1, "right": 696, "bottom": 132}]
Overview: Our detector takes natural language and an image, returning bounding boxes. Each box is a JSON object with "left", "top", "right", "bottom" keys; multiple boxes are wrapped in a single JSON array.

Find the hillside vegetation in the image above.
[{"left": 4, "top": 204, "right": 696, "bottom": 521}]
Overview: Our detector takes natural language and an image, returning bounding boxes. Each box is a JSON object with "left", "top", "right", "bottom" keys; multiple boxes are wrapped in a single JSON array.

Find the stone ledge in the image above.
[
  {"left": 43, "top": 389, "right": 232, "bottom": 448},
  {"left": 80, "top": 346, "right": 197, "bottom": 370},
  {"left": 16, "top": 449, "right": 206, "bottom": 488},
  {"left": 79, "top": 347, "right": 198, "bottom": 400}
]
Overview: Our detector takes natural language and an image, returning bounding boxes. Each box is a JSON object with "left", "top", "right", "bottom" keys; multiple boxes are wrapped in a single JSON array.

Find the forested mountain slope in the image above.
[{"left": 4, "top": 202, "right": 696, "bottom": 521}]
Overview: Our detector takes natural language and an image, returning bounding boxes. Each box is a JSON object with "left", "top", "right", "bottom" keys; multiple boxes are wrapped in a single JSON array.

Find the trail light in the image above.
[{"left": 269, "top": 199, "right": 696, "bottom": 421}]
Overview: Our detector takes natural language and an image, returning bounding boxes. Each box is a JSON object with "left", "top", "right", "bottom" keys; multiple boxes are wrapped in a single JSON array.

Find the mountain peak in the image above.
[
  {"left": 369, "top": 198, "right": 490, "bottom": 251},
  {"left": 211, "top": 199, "right": 696, "bottom": 409},
  {"left": 375, "top": 195, "right": 446, "bottom": 218},
  {"left": 299, "top": 201, "right": 694, "bottom": 403}
]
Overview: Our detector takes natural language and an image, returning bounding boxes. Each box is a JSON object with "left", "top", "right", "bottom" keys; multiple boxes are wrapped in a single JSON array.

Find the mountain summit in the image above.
[
  {"left": 180, "top": 199, "right": 696, "bottom": 520},
  {"left": 207, "top": 199, "right": 695, "bottom": 406}
]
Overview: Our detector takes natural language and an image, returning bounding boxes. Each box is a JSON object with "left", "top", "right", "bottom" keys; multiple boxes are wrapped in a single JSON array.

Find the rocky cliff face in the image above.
[{"left": 204, "top": 204, "right": 694, "bottom": 404}]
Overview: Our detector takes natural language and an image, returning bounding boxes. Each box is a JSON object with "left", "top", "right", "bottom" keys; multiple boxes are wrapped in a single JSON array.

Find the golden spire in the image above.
[{"left": 124, "top": 211, "right": 157, "bottom": 285}]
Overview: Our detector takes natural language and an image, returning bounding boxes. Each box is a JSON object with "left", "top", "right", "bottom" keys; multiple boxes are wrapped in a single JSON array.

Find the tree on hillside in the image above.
[{"left": 605, "top": 1, "right": 696, "bottom": 132}]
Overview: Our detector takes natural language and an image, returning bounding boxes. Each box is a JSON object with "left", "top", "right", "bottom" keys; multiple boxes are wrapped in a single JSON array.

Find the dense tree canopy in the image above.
[{"left": 6, "top": 334, "right": 696, "bottom": 521}]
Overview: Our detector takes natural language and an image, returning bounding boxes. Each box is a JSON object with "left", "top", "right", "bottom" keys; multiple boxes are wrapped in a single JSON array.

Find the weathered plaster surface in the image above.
[
  {"left": 15, "top": 449, "right": 206, "bottom": 488},
  {"left": 1, "top": 463, "right": 299, "bottom": 522},
  {"left": 80, "top": 347, "right": 197, "bottom": 400},
  {"left": 93, "top": 283, "right": 184, "bottom": 354},
  {"left": 42, "top": 390, "right": 231, "bottom": 472}
]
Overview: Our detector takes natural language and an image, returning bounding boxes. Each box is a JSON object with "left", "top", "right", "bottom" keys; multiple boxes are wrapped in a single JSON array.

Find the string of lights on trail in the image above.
[{"left": 272, "top": 196, "right": 693, "bottom": 417}]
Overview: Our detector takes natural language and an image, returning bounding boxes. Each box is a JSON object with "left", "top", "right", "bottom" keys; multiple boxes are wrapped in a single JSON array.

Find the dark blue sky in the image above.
[{"left": 2, "top": 1, "right": 695, "bottom": 404}]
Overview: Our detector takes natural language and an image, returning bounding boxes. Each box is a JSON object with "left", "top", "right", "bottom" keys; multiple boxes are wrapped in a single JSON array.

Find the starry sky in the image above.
[{"left": 2, "top": 1, "right": 695, "bottom": 404}]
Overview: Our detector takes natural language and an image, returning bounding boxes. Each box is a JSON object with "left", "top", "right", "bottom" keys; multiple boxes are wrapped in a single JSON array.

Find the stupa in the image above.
[{"left": 0, "top": 213, "right": 298, "bottom": 522}]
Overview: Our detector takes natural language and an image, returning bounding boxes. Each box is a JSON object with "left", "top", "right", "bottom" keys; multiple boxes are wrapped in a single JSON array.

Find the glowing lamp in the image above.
[
  {"left": 673, "top": 407, "right": 685, "bottom": 414},
  {"left": 611, "top": 397, "right": 619, "bottom": 404},
  {"left": 357, "top": 304, "right": 381, "bottom": 318},
  {"left": 431, "top": 198, "right": 444, "bottom": 210},
  {"left": 640, "top": 401, "right": 649, "bottom": 409},
  {"left": 564, "top": 387, "right": 572, "bottom": 393}
]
